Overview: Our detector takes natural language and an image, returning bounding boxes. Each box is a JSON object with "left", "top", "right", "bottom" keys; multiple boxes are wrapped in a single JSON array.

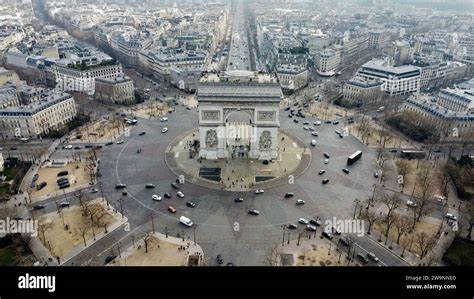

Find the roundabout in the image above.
[{"left": 98, "top": 103, "right": 380, "bottom": 265}]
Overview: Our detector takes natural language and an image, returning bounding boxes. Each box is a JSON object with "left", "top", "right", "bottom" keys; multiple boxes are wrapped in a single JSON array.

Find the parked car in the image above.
[
  {"left": 161, "top": 127, "right": 168, "bottom": 133},
  {"left": 298, "top": 218, "right": 309, "bottom": 225},
  {"left": 145, "top": 183, "right": 156, "bottom": 189},
  {"left": 139, "top": 131, "right": 146, "bottom": 136},
  {"left": 105, "top": 142, "right": 113, "bottom": 146},
  {"left": 314, "top": 121, "right": 321, "bottom": 126},
  {"left": 168, "top": 206, "right": 177, "bottom": 213},
  {"left": 234, "top": 197, "right": 244, "bottom": 202},
  {"left": 116, "top": 139, "right": 124, "bottom": 144},
  {"left": 306, "top": 225, "right": 317, "bottom": 232},
  {"left": 36, "top": 182, "right": 47, "bottom": 191},
  {"left": 342, "top": 168, "right": 350, "bottom": 174},
  {"left": 324, "top": 159, "right": 329, "bottom": 164},
  {"left": 177, "top": 191, "right": 184, "bottom": 198},
  {"left": 115, "top": 184, "right": 126, "bottom": 189},
  {"left": 356, "top": 253, "right": 369, "bottom": 264},
  {"left": 445, "top": 213, "right": 457, "bottom": 221},
  {"left": 318, "top": 170, "right": 326, "bottom": 175},
  {"left": 248, "top": 208, "right": 260, "bottom": 215},
  {"left": 311, "top": 131, "right": 319, "bottom": 136},
  {"left": 288, "top": 224, "right": 297, "bottom": 229},
  {"left": 186, "top": 201, "right": 196, "bottom": 208},
  {"left": 90, "top": 188, "right": 99, "bottom": 193},
  {"left": 164, "top": 192, "right": 172, "bottom": 198},
  {"left": 374, "top": 172, "right": 379, "bottom": 178},
  {"left": 311, "top": 140, "right": 316, "bottom": 146},
  {"left": 160, "top": 117, "right": 168, "bottom": 122},
  {"left": 296, "top": 199, "right": 305, "bottom": 205},
  {"left": 152, "top": 195, "right": 162, "bottom": 201},
  {"left": 59, "top": 201, "right": 70, "bottom": 208},
  {"left": 179, "top": 216, "right": 193, "bottom": 227},
  {"left": 332, "top": 120, "right": 339, "bottom": 125},
  {"left": 323, "top": 152, "right": 330, "bottom": 158},
  {"left": 284, "top": 192, "right": 294, "bottom": 198},
  {"left": 57, "top": 170, "right": 68, "bottom": 177},
  {"left": 32, "top": 174, "right": 39, "bottom": 181},
  {"left": 322, "top": 179, "right": 329, "bottom": 184},
  {"left": 33, "top": 204, "right": 45, "bottom": 210},
  {"left": 171, "top": 182, "right": 179, "bottom": 189},
  {"left": 322, "top": 231, "right": 333, "bottom": 240},
  {"left": 254, "top": 189, "right": 264, "bottom": 194},
  {"left": 406, "top": 200, "right": 417, "bottom": 207},
  {"left": 309, "top": 219, "right": 322, "bottom": 226}
]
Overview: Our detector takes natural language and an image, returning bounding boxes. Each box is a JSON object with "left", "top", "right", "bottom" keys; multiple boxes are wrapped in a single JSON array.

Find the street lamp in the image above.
[
  {"left": 353, "top": 198, "right": 360, "bottom": 219},
  {"left": 281, "top": 224, "right": 286, "bottom": 246}
]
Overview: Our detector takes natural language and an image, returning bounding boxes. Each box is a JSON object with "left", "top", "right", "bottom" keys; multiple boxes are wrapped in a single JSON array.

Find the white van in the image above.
[{"left": 179, "top": 216, "right": 193, "bottom": 227}]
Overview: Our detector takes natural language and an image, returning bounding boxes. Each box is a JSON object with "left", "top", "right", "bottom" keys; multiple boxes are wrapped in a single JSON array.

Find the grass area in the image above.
[
  {"left": 0, "top": 246, "right": 17, "bottom": 266},
  {"left": 1, "top": 166, "right": 18, "bottom": 180},
  {"left": 0, "top": 183, "right": 11, "bottom": 195},
  {"left": 443, "top": 237, "right": 474, "bottom": 266}
]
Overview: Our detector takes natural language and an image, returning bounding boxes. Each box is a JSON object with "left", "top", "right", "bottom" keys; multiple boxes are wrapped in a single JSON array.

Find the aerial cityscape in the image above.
[{"left": 0, "top": 0, "right": 473, "bottom": 279}]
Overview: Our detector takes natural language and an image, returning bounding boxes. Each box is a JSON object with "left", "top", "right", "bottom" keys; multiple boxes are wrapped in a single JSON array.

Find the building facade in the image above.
[{"left": 94, "top": 76, "right": 135, "bottom": 105}]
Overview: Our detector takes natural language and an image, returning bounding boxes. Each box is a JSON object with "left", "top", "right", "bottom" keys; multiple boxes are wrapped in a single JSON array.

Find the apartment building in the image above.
[{"left": 94, "top": 76, "right": 135, "bottom": 105}]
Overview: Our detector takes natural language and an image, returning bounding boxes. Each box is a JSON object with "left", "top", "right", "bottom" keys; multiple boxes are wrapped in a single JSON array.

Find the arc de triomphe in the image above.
[{"left": 197, "top": 70, "right": 282, "bottom": 161}]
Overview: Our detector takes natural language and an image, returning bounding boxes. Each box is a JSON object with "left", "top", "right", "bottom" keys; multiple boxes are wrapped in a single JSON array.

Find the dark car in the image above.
[
  {"left": 95, "top": 145, "right": 103, "bottom": 149},
  {"left": 389, "top": 149, "right": 397, "bottom": 153},
  {"left": 139, "top": 131, "right": 146, "bottom": 136},
  {"left": 57, "top": 177, "right": 68, "bottom": 184},
  {"left": 105, "top": 142, "right": 113, "bottom": 146},
  {"left": 284, "top": 107, "right": 291, "bottom": 111},
  {"left": 171, "top": 182, "right": 179, "bottom": 189},
  {"left": 288, "top": 224, "right": 297, "bottom": 229},
  {"left": 186, "top": 201, "right": 196, "bottom": 208},
  {"left": 323, "top": 152, "right": 330, "bottom": 159},
  {"left": 164, "top": 192, "right": 172, "bottom": 198},
  {"left": 248, "top": 208, "right": 260, "bottom": 215},
  {"left": 57, "top": 170, "right": 68, "bottom": 177},
  {"left": 59, "top": 183, "right": 70, "bottom": 189},
  {"left": 293, "top": 119, "right": 299, "bottom": 123},
  {"left": 342, "top": 168, "right": 350, "bottom": 174},
  {"left": 32, "top": 174, "right": 39, "bottom": 181},
  {"left": 310, "top": 219, "right": 322, "bottom": 226},
  {"left": 234, "top": 197, "right": 244, "bottom": 202},
  {"left": 322, "top": 231, "right": 333, "bottom": 240},
  {"left": 318, "top": 170, "right": 326, "bottom": 175},
  {"left": 115, "top": 184, "right": 127, "bottom": 189},
  {"left": 145, "top": 183, "right": 156, "bottom": 189},
  {"left": 33, "top": 204, "right": 45, "bottom": 210},
  {"left": 340, "top": 238, "right": 351, "bottom": 247},
  {"left": 36, "top": 182, "right": 47, "bottom": 190},
  {"left": 356, "top": 253, "right": 369, "bottom": 265},
  {"left": 332, "top": 120, "right": 339, "bottom": 125},
  {"left": 324, "top": 120, "right": 332, "bottom": 124},
  {"left": 322, "top": 179, "right": 329, "bottom": 184},
  {"left": 59, "top": 201, "right": 70, "bottom": 208},
  {"left": 284, "top": 192, "right": 294, "bottom": 198},
  {"left": 30, "top": 181, "right": 36, "bottom": 189},
  {"left": 216, "top": 254, "right": 224, "bottom": 264},
  {"left": 74, "top": 146, "right": 81, "bottom": 150},
  {"left": 104, "top": 255, "right": 117, "bottom": 265}
]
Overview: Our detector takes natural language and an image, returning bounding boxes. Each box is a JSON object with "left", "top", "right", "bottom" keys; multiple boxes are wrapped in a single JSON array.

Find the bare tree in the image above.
[
  {"left": 76, "top": 223, "right": 89, "bottom": 247},
  {"left": 380, "top": 193, "right": 401, "bottom": 221},
  {"left": 414, "top": 164, "right": 434, "bottom": 223},
  {"left": 393, "top": 214, "right": 412, "bottom": 244},
  {"left": 142, "top": 234, "right": 152, "bottom": 253},
  {"left": 415, "top": 232, "right": 437, "bottom": 260},
  {"left": 395, "top": 159, "right": 412, "bottom": 192},
  {"left": 14, "top": 233, "right": 32, "bottom": 254},
  {"left": 361, "top": 210, "right": 380, "bottom": 235}
]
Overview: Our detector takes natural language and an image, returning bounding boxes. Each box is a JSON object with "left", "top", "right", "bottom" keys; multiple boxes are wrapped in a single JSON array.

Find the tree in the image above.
[
  {"left": 415, "top": 232, "right": 437, "bottom": 260},
  {"left": 414, "top": 164, "right": 434, "bottom": 223},
  {"left": 380, "top": 193, "right": 400, "bottom": 221},
  {"left": 76, "top": 223, "right": 89, "bottom": 247},
  {"left": 142, "top": 234, "right": 152, "bottom": 253},
  {"left": 361, "top": 210, "right": 380, "bottom": 235},
  {"left": 392, "top": 214, "right": 411, "bottom": 244},
  {"left": 14, "top": 233, "right": 32, "bottom": 255},
  {"left": 395, "top": 159, "right": 412, "bottom": 192}
]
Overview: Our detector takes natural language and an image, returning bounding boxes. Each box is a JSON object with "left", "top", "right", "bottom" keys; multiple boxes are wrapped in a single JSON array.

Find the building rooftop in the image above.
[{"left": 0, "top": 90, "right": 73, "bottom": 116}]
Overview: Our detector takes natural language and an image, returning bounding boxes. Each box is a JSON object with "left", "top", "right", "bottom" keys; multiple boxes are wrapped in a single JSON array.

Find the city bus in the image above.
[
  {"left": 347, "top": 150, "right": 362, "bottom": 165},
  {"left": 400, "top": 150, "right": 426, "bottom": 160}
]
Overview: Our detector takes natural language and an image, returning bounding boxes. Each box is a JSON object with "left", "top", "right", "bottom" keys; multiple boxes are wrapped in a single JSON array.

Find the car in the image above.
[
  {"left": 226, "top": 262, "right": 234, "bottom": 266},
  {"left": 186, "top": 201, "right": 196, "bottom": 208},
  {"left": 406, "top": 200, "right": 417, "bottom": 207},
  {"left": 310, "top": 218, "right": 322, "bottom": 226},
  {"left": 322, "top": 230, "right": 333, "bottom": 240},
  {"left": 85, "top": 145, "right": 93, "bottom": 148},
  {"left": 433, "top": 149, "right": 442, "bottom": 153},
  {"left": 314, "top": 121, "right": 321, "bottom": 126},
  {"left": 342, "top": 168, "right": 350, "bottom": 174},
  {"left": 10, "top": 147, "right": 17, "bottom": 150},
  {"left": 160, "top": 117, "right": 168, "bottom": 122},
  {"left": 161, "top": 127, "right": 168, "bottom": 133},
  {"left": 168, "top": 206, "right": 177, "bottom": 213},
  {"left": 179, "top": 216, "right": 193, "bottom": 227},
  {"left": 324, "top": 120, "right": 332, "bottom": 124},
  {"left": 306, "top": 224, "right": 317, "bottom": 232},
  {"left": 324, "top": 159, "right": 329, "bottom": 164},
  {"left": 234, "top": 197, "right": 244, "bottom": 202},
  {"left": 216, "top": 254, "right": 224, "bottom": 264},
  {"left": 104, "top": 255, "right": 117, "bottom": 265},
  {"left": 367, "top": 252, "right": 379, "bottom": 262},
  {"left": 318, "top": 170, "right": 326, "bottom": 175},
  {"left": 122, "top": 191, "right": 128, "bottom": 196},
  {"left": 284, "top": 107, "right": 291, "bottom": 111},
  {"left": 115, "top": 184, "right": 126, "bottom": 189},
  {"left": 59, "top": 201, "right": 70, "bottom": 208},
  {"left": 302, "top": 121, "right": 309, "bottom": 125},
  {"left": 284, "top": 192, "right": 294, "bottom": 198},
  {"left": 36, "top": 182, "right": 47, "bottom": 190},
  {"left": 65, "top": 145, "right": 73, "bottom": 149},
  {"left": 323, "top": 152, "right": 330, "bottom": 158},
  {"left": 322, "top": 179, "right": 329, "bottom": 184},
  {"left": 248, "top": 208, "right": 260, "bottom": 215},
  {"left": 171, "top": 182, "right": 179, "bottom": 189},
  {"left": 445, "top": 213, "right": 457, "bottom": 221},
  {"left": 59, "top": 183, "right": 70, "bottom": 189},
  {"left": 32, "top": 174, "right": 39, "bottom": 181},
  {"left": 137, "top": 149, "right": 142, "bottom": 154},
  {"left": 164, "top": 192, "right": 172, "bottom": 198},
  {"left": 139, "top": 131, "right": 146, "bottom": 136},
  {"left": 74, "top": 146, "right": 81, "bottom": 150},
  {"left": 288, "top": 114, "right": 293, "bottom": 118},
  {"left": 310, "top": 139, "right": 317, "bottom": 147},
  {"left": 356, "top": 253, "right": 369, "bottom": 264},
  {"left": 90, "top": 188, "right": 99, "bottom": 193},
  {"left": 152, "top": 195, "right": 162, "bottom": 201},
  {"left": 311, "top": 131, "right": 319, "bottom": 136},
  {"left": 303, "top": 126, "right": 309, "bottom": 130},
  {"left": 296, "top": 199, "right": 305, "bottom": 205},
  {"left": 374, "top": 171, "right": 379, "bottom": 178},
  {"left": 254, "top": 189, "right": 264, "bottom": 194},
  {"left": 177, "top": 191, "right": 184, "bottom": 198},
  {"left": 293, "top": 119, "right": 299, "bottom": 123},
  {"left": 298, "top": 218, "right": 309, "bottom": 225},
  {"left": 335, "top": 130, "right": 341, "bottom": 135},
  {"left": 116, "top": 139, "right": 124, "bottom": 144},
  {"left": 30, "top": 182, "right": 36, "bottom": 189},
  {"left": 57, "top": 170, "right": 68, "bottom": 177},
  {"left": 33, "top": 204, "right": 45, "bottom": 210},
  {"left": 332, "top": 121, "right": 339, "bottom": 125},
  {"left": 145, "top": 183, "right": 156, "bottom": 189},
  {"left": 389, "top": 149, "right": 398, "bottom": 153},
  {"left": 288, "top": 224, "right": 297, "bottom": 229}
]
